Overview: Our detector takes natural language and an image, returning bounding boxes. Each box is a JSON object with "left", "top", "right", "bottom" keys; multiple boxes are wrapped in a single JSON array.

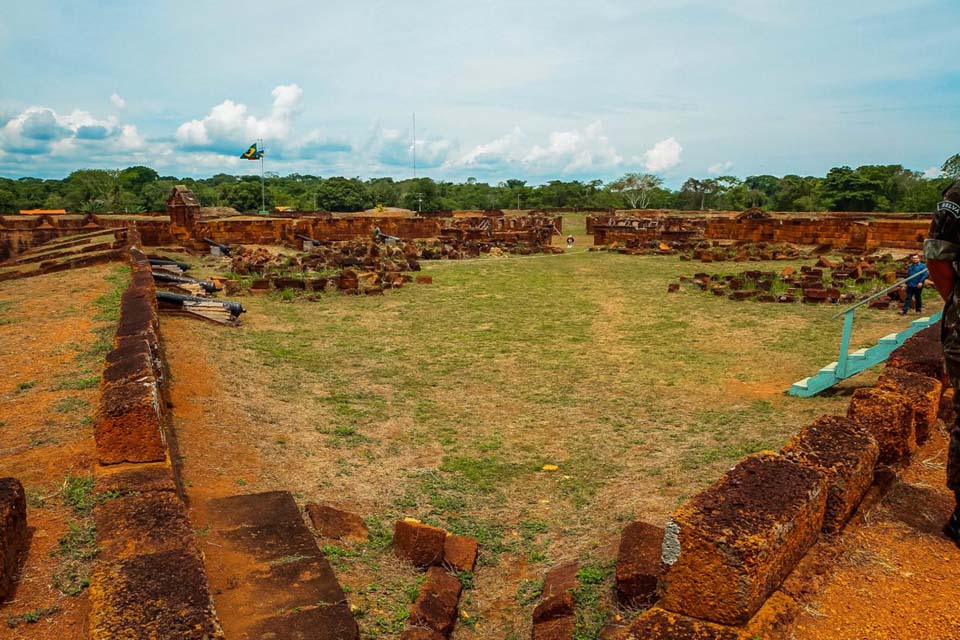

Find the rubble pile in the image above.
[
  {"left": 670, "top": 254, "right": 922, "bottom": 307},
  {"left": 222, "top": 236, "right": 563, "bottom": 297},
  {"left": 592, "top": 239, "right": 805, "bottom": 261}
]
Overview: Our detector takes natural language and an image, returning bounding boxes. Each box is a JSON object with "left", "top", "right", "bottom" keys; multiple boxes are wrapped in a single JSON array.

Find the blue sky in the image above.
[{"left": 1, "top": 0, "right": 958, "bottom": 186}]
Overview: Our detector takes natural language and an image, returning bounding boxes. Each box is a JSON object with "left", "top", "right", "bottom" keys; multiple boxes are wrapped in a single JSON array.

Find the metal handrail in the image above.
[{"left": 830, "top": 267, "right": 928, "bottom": 320}]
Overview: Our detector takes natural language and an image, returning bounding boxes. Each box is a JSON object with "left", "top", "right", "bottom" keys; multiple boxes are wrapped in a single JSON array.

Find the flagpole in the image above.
[{"left": 259, "top": 138, "right": 266, "bottom": 215}]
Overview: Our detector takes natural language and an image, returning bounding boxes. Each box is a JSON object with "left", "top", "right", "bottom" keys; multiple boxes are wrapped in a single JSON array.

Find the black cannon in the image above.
[
  {"left": 202, "top": 238, "right": 232, "bottom": 256},
  {"left": 148, "top": 257, "right": 191, "bottom": 271},
  {"left": 151, "top": 270, "right": 220, "bottom": 294},
  {"left": 156, "top": 292, "right": 246, "bottom": 318},
  {"left": 296, "top": 233, "right": 321, "bottom": 247}
]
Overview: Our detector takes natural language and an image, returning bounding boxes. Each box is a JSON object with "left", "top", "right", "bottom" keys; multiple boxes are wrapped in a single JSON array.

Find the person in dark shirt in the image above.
[
  {"left": 923, "top": 177, "right": 960, "bottom": 546},
  {"left": 901, "top": 253, "right": 927, "bottom": 315}
]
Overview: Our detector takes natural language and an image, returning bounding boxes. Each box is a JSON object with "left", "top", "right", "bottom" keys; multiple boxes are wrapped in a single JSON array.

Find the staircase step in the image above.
[
  {"left": 788, "top": 310, "right": 943, "bottom": 397},
  {"left": 819, "top": 362, "right": 838, "bottom": 374},
  {"left": 202, "top": 491, "right": 359, "bottom": 640}
]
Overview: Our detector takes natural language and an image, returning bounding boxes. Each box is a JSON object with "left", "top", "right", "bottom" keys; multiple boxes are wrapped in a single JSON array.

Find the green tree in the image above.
[
  {"left": 315, "top": 177, "right": 370, "bottom": 211},
  {"left": 821, "top": 166, "right": 882, "bottom": 212},
  {"left": 0, "top": 189, "right": 15, "bottom": 213},
  {"left": 943, "top": 154, "right": 960, "bottom": 179},
  {"left": 223, "top": 181, "right": 271, "bottom": 212},
  {"left": 608, "top": 173, "right": 663, "bottom": 209}
]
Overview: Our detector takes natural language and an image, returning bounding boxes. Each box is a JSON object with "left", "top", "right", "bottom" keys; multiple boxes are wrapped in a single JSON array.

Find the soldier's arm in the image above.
[
  {"left": 924, "top": 202, "right": 960, "bottom": 302},
  {"left": 927, "top": 259, "right": 955, "bottom": 301}
]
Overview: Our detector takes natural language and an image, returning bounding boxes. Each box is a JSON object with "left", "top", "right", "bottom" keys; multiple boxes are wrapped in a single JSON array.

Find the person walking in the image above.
[
  {"left": 923, "top": 177, "right": 960, "bottom": 546},
  {"left": 901, "top": 253, "right": 927, "bottom": 315}
]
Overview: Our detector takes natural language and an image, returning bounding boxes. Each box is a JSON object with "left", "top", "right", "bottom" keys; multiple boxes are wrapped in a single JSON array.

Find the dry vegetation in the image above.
[
  {"left": 163, "top": 215, "right": 933, "bottom": 639},
  {"left": 0, "top": 264, "right": 128, "bottom": 639}
]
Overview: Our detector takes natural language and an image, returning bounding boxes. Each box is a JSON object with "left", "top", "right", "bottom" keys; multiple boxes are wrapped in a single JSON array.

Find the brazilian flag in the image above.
[{"left": 241, "top": 143, "right": 263, "bottom": 160}]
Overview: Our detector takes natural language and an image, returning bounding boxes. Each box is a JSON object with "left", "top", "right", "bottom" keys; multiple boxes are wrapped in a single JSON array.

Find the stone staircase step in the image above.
[{"left": 203, "top": 491, "right": 359, "bottom": 640}]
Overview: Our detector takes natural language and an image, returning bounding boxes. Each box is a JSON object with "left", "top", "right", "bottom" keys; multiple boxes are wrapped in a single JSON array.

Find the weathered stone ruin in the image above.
[
  {"left": 591, "top": 210, "right": 930, "bottom": 252},
  {"left": 598, "top": 325, "right": 946, "bottom": 639}
]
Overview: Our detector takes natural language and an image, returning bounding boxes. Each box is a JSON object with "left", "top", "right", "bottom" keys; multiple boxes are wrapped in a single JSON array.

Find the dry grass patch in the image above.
[{"left": 166, "top": 244, "right": 926, "bottom": 639}]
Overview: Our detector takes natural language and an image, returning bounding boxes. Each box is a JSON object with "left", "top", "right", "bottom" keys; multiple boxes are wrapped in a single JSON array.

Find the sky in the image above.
[{"left": 1, "top": 0, "right": 958, "bottom": 187}]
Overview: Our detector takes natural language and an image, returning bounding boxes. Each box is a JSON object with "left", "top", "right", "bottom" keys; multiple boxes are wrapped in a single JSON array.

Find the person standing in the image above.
[
  {"left": 901, "top": 253, "right": 927, "bottom": 315},
  {"left": 923, "top": 177, "right": 960, "bottom": 546}
]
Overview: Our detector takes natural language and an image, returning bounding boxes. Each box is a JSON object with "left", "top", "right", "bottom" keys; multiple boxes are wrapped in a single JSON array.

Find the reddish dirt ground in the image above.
[
  {"left": 790, "top": 424, "right": 960, "bottom": 640},
  {"left": 0, "top": 264, "right": 124, "bottom": 639},
  {"left": 162, "top": 316, "right": 273, "bottom": 639}
]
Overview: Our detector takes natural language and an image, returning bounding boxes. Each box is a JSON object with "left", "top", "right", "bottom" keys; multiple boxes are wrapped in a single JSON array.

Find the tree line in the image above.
[{"left": 1, "top": 155, "right": 956, "bottom": 215}]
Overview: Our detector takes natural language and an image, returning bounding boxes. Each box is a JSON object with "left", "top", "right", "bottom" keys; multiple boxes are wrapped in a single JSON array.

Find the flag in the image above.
[{"left": 241, "top": 143, "right": 263, "bottom": 160}]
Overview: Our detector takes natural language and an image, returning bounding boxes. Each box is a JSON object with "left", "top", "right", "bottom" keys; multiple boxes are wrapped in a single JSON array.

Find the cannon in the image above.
[
  {"left": 148, "top": 257, "right": 191, "bottom": 271},
  {"left": 151, "top": 270, "right": 220, "bottom": 294},
  {"left": 156, "top": 292, "right": 245, "bottom": 318},
  {"left": 296, "top": 233, "right": 321, "bottom": 248},
  {"left": 202, "top": 238, "right": 232, "bottom": 256}
]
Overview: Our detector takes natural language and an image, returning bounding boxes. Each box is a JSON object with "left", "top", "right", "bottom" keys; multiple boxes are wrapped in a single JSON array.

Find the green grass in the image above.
[
  {"left": 53, "top": 396, "right": 89, "bottom": 413},
  {"left": 55, "top": 375, "right": 101, "bottom": 391},
  {"left": 172, "top": 249, "right": 926, "bottom": 638},
  {"left": 52, "top": 521, "right": 99, "bottom": 596},
  {"left": 6, "top": 606, "right": 60, "bottom": 629}
]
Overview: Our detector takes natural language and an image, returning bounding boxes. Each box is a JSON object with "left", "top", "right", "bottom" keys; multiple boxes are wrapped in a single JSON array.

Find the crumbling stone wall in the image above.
[
  {"left": 0, "top": 215, "right": 173, "bottom": 261},
  {"left": 88, "top": 235, "right": 223, "bottom": 638},
  {"left": 592, "top": 211, "right": 931, "bottom": 250},
  {"left": 613, "top": 326, "right": 945, "bottom": 638}
]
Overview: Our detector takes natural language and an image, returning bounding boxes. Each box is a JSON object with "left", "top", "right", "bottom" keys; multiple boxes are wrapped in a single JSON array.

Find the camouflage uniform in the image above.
[{"left": 923, "top": 180, "right": 960, "bottom": 492}]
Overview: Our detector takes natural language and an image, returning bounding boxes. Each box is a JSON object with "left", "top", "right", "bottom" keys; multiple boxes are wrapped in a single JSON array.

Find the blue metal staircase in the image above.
[
  {"left": 787, "top": 266, "right": 941, "bottom": 397},
  {"left": 787, "top": 312, "right": 941, "bottom": 397}
]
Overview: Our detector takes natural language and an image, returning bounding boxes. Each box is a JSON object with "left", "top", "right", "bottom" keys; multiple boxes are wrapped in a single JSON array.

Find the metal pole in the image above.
[
  {"left": 259, "top": 138, "right": 266, "bottom": 215},
  {"left": 412, "top": 112, "right": 417, "bottom": 179},
  {"left": 836, "top": 309, "right": 855, "bottom": 378}
]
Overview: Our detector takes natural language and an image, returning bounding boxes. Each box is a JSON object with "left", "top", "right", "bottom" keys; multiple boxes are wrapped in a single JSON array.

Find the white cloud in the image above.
[
  {"left": 456, "top": 126, "right": 528, "bottom": 167},
  {"left": 642, "top": 137, "right": 683, "bottom": 172},
  {"left": 449, "top": 121, "right": 622, "bottom": 174},
  {"left": 923, "top": 166, "right": 943, "bottom": 179},
  {"left": 110, "top": 93, "right": 126, "bottom": 109},
  {"left": 708, "top": 160, "right": 734, "bottom": 175},
  {"left": 175, "top": 83, "right": 303, "bottom": 152},
  {"left": 0, "top": 106, "right": 144, "bottom": 157},
  {"left": 364, "top": 122, "right": 456, "bottom": 169}
]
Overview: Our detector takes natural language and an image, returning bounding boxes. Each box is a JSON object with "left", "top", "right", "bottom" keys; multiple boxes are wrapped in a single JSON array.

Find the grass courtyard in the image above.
[{"left": 164, "top": 227, "right": 932, "bottom": 639}]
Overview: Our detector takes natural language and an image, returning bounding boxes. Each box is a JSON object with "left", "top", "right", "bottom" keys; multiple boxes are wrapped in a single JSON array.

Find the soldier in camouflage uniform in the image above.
[{"left": 923, "top": 177, "right": 960, "bottom": 546}]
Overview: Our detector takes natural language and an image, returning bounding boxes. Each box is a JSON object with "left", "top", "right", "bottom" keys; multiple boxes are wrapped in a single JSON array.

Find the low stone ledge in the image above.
[
  {"left": 781, "top": 416, "right": 879, "bottom": 533},
  {"left": 621, "top": 607, "right": 742, "bottom": 640},
  {"left": 533, "top": 616, "right": 577, "bottom": 640},
  {"left": 659, "top": 453, "right": 827, "bottom": 625},
  {"left": 886, "top": 325, "right": 947, "bottom": 384},
  {"left": 876, "top": 368, "right": 942, "bottom": 443},
  {"left": 405, "top": 566, "right": 462, "bottom": 638},
  {"left": 94, "top": 492, "right": 193, "bottom": 562},
  {"left": 533, "top": 561, "right": 579, "bottom": 623},
  {"left": 94, "top": 461, "right": 177, "bottom": 495},
  {"left": 847, "top": 387, "right": 916, "bottom": 464},
  {"left": 95, "top": 379, "right": 166, "bottom": 464},
  {"left": 0, "top": 478, "right": 27, "bottom": 601},
  {"left": 89, "top": 547, "right": 224, "bottom": 639},
  {"left": 443, "top": 534, "right": 478, "bottom": 572},
  {"left": 615, "top": 521, "right": 665, "bottom": 608},
  {"left": 306, "top": 503, "right": 369, "bottom": 543},
  {"left": 394, "top": 519, "right": 447, "bottom": 567}
]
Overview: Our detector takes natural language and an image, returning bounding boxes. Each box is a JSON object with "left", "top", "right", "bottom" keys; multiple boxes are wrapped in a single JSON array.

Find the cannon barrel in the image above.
[
  {"left": 148, "top": 257, "right": 191, "bottom": 271},
  {"left": 202, "top": 238, "right": 232, "bottom": 255},
  {"left": 156, "top": 291, "right": 246, "bottom": 317},
  {"left": 151, "top": 270, "right": 220, "bottom": 294},
  {"left": 296, "top": 233, "right": 321, "bottom": 246}
]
